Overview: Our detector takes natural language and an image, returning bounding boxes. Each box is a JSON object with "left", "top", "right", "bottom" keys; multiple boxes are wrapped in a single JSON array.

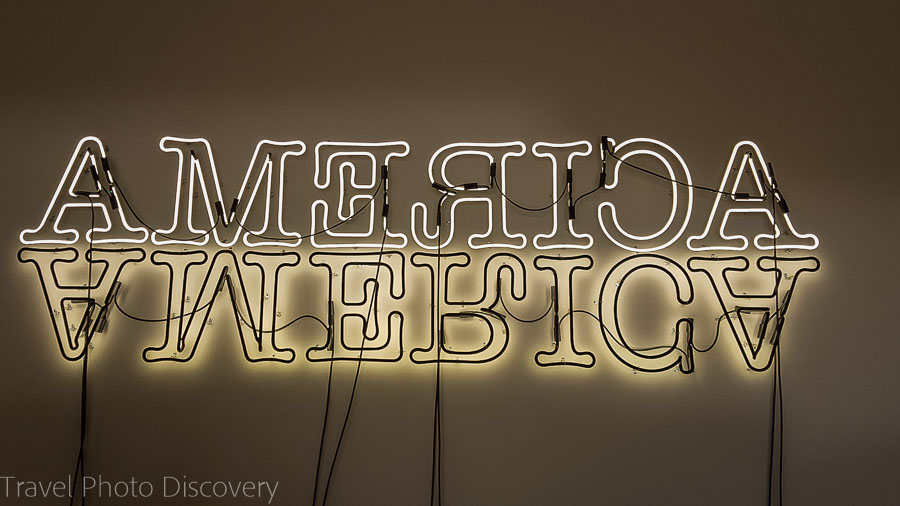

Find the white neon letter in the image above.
[
  {"left": 410, "top": 253, "right": 525, "bottom": 364},
  {"left": 310, "top": 142, "right": 409, "bottom": 249},
  {"left": 306, "top": 252, "right": 406, "bottom": 362},
  {"left": 232, "top": 140, "right": 306, "bottom": 247},
  {"left": 686, "top": 141, "right": 819, "bottom": 251},
  {"left": 532, "top": 141, "right": 594, "bottom": 250},
  {"left": 598, "top": 255, "right": 695, "bottom": 372},
  {"left": 687, "top": 255, "right": 820, "bottom": 371},
  {"left": 20, "top": 136, "right": 149, "bottom": 245},
  {"left": 597, "top": 138, "right": 694, "bottom": 252},
  {"left": 411, "top": 142, "right": 527, "bottom": 250},
  {"left": 533, "top": 255, "right": 596, "bottom": 367},
  {"left": 18, "top": 247, "right": 145, "bottom": 360},
  {"left": 144, "top": 250, "right": 299, "bottom": 362},
  {"left": 150, "top": 137, "right": 231, "bottom": 247}
]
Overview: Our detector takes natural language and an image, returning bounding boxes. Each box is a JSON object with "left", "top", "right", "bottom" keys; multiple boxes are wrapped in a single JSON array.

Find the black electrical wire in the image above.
[
  {"left": 777, "top": 342, "right": 784, "bottom": 505},
  {"left": 560, "top": 304, "right": 785, "bottom": 361},
  {"left": 319, "top": 227, "right": 389, "bottom": 506},
  {"left": 116, "top": 183, "right": 221, "bottom": 242},
  {"left": 692, "top": 310, "right": 738, "bottom": 353},
  {"left": 69, "top": 194, "right": 96, "bottom": 506},
  {"left": 235, "top": 180, "right": 383, "bottom": 242},
  {"left": 490, "top": 175, "right": 569, "bottom": 212},
  {"left": 497, "top": 292, "right": 553, "bottom": 323},
  {"left": 240, "top": 312, "right": 327, "bottom": 333},
  {"left": 767, "top": 322, "right": 776, "bottom": 502},
  {"left": 114, "top": 298, "right": 213, "bottom": 323},
  {"left": 765, "top": 175, "right": 784, "bottom": 506},
  {"left": 559, "top": 309, "right": 690, "bottom": 360},
  {"left": 495, "top": 278, "right": 743, "bottom": 356},
  {"left": 573, "top": 144, "right": 748, "bottom": 211},
  {"left": 572, "top": 184, "right": 604, "bottom": 209},
  {"left": 234, "top": 306, "right": 327, "bottom": 333},
  {"left": 114, "top": 272, "right": 327, "bottom": 331},
  {"left": 311, "top": 328, "right": 335, "bottom": 506},
  {"left": 697, "top": 303, "right": 784, "bottom": 355},
  {"left": 607, "top": 150, "right": 730, "bottom": 196},
  {"left": 430, "top": 193, "right": 449, "bottom": 506}
]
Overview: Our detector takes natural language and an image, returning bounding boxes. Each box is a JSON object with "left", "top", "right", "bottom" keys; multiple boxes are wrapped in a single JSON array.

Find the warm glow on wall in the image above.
[{"left": 17, "top": 135, "right": 820, "bottom": 374}]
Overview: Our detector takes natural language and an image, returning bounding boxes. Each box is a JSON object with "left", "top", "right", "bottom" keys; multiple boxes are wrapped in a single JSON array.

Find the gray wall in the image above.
[{"left": 1, "top": 1, "right": 897, "bottom": 504}]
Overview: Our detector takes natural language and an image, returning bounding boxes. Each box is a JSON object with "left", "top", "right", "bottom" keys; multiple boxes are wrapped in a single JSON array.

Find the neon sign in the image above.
[{"left": 17, "top": 135, "right": 820, "bottom": 373}]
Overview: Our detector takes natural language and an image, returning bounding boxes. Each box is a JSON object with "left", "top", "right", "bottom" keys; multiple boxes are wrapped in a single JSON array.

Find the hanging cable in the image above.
[
  {"left": 761, "top": 168, "right": 784, "bottom": 506},
  {"left": 311, "top": 325, "right": 335, "bottom": 506},
  {"left": 776, "top": 341, "right": 784, "bottom": 506},
  {"left": 431, "top": 194, "right": 447, "bottom": 506},
  {"left": 69, "top": 194, "right": 97, "bottom": 506},
  {"left": 318, "top": 227, "right": 389, "bottom": 506},
  {"left": 312, "top": 167, "right": 391, "bottom": 506}
]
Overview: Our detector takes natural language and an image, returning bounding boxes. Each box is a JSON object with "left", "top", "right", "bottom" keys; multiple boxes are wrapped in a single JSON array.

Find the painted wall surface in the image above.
[{"left": 1, "top": 1, "right": 898, "bottom": 504}]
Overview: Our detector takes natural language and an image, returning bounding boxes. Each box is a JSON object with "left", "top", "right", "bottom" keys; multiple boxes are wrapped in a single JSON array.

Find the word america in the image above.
[
  {"left": 17, "top": 136, "right": 820, "bottom": 373},
  {"left": 20, "top": 136, "right": 818, "bottom": 252}
]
